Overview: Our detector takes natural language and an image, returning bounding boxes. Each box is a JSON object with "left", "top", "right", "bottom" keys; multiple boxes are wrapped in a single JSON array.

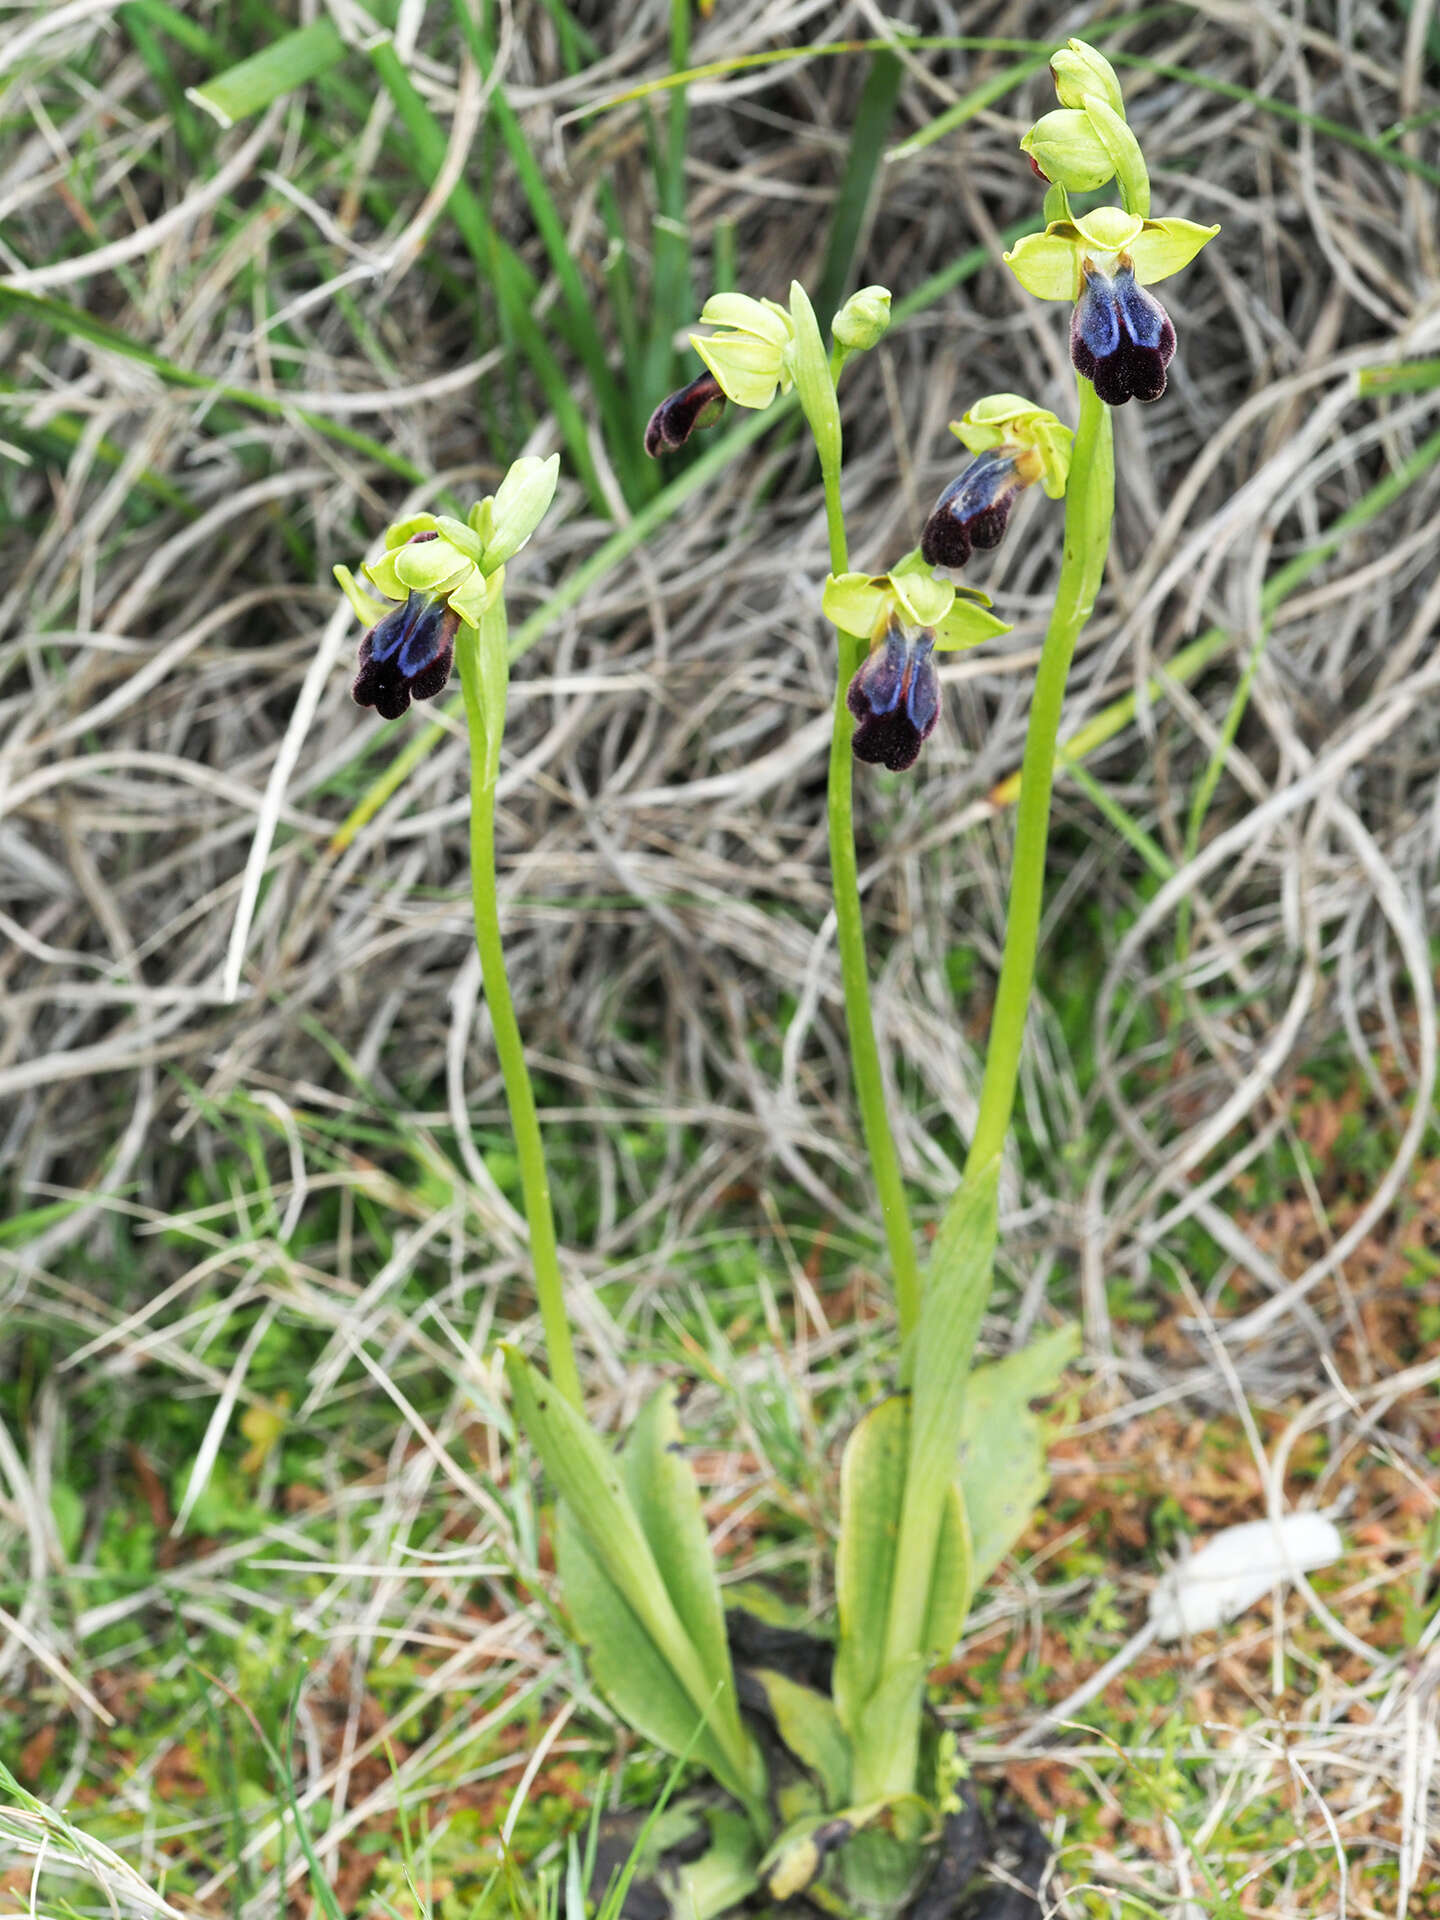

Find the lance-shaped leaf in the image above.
[
  {"left": 621, "top": 1387, "right": 751, "bottom": 1770},
  {"left": 554, "top": 1503, "right": 753, "bottom": 1807},
  {"left": 877, "top": 1162, "right": 1000, "bottom": 1713},
  {"left": 958, "top": 1324, "right": 1079, "bottom": 1587},
  {"left": 504, "top": 1352, "right": 744, "bottom": 1774},
  {"left": 743, "top": 1667, "right": 851, "bottom": 1810},
  {"left": 832, "top": 1396, "right": 973, "bottom": 1745}
]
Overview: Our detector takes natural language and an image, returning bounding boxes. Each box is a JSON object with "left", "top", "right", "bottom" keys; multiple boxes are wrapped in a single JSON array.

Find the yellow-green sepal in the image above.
[
  {"left": 691, "top": 292, "right": 793, "bottom": 410},
  {"left": 952, "top": 394, "right": 1074, "bottom": 499},
  {"left": 333, "top": 564, "right": 391, "bottom": 627},
  {"left": 1002, "top": 225, "right": 1088, "bottom": 301},
  {"left": 932, "top": 594, "right": 1011, "bottom": 653},
  {"left": 821, "top": 573, "right": 890, "bottom": 638},
  {"left": 1127, "top": 215, "right": 1221, "bottom": 285},
  {"left": 448, "top": 564, "right": 505, "bottom": 630}
]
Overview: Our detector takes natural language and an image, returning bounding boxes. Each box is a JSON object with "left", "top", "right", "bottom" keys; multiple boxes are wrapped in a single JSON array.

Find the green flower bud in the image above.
[
  {"left": 1020, "top": 108, "right": 1116, "bottom": 194},
  {"left": 832, "top": 284, "right": 892, "bottom": 351},
  {"left": 1050, "top": 39, "right": 1125, "bottom": 118}
]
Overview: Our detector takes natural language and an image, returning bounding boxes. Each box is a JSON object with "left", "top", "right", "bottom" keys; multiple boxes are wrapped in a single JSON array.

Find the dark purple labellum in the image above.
[
  {"left": 846, "top": 625, "right": 941, "bottom": 772},
  {"left": 644, "top": 371, "right": 727, "bottom": 456},
  {"left": 1070, "top": 260, "right": 1176, "bottom": 406},
  {"left": 920, "top": 447, "right": 1024, "bottom": 569},
  {"left": 353, "top": 591, "right": 460, "bottom": 720}
]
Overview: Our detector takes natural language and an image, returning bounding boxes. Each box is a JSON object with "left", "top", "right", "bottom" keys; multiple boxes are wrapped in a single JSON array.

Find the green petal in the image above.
[
  {"left": 691, "top": 333, "right": 781, "bottom": 410},
  {"left": 393, "top": 538, "right": 472, "bottom": 595},
  {"left": 467, "top": 495, "right": 496, "bottom": 548},
  {"left": 484, "top": 452, "right": 560, "bottom": 569},
  {"left": 698, "top": 291, "right": 791, "bottom": 345},
  {"left": 363, "top": 550, "right": 407, "bottom": 599},
  {"left": 889, "top": 569, "right": 954, "bottom": 630},
  {"left": 1002, "top": 228, "right": 1082, "bottom": 301},
  {"left": 384, "top": 513, "right": 438, "bottom": 550},
  {"left": 954, "top": 391, "right": 1052, "bottom": 455},
  {"left": 433, "top": 515, "right": 486, "bottom": 563},
  {"left": 1071, "top": 204, "right": 1144, "bottom": 254},
  {"left": 447, "top": 564, "right": 504, "bottom": 629},
  {"left": 1128, "top": 217, "right": 1221, "bottom": 286},
  {"left": 821, "top": 573, "right": 888, "bottom": 636},
  {"left": 333, "top": 564, "right": 393, "bottom": 627},
  {"left": 931, "top": 601, "right": 1011, "bottom": 653}
]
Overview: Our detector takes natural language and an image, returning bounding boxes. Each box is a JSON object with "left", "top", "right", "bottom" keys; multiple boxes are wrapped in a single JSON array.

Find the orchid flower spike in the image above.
[
  {"left": 920, "top": 395, "right": 1073, "bottom": 570},
  {"left": 334, "top": 454, "right": 559, "bottom": 719},
  {"left": 645, "top": 281, "right": 892, "bottom": 457},
  {"left": 1004, "top": 206, "right": 1218, "bottom": 407},
  {"left": 823, "top": 556, "right": 1011, "bottom": 771}
]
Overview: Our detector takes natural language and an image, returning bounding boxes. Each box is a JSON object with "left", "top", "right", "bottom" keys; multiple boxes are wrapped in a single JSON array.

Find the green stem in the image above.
[
  {"left": 965, "top": 378, "right": 1115, "bottom": 1176},
  {"left": 456, "top": 609, "right": 583, "bottom": 1409},
  {"left": 819, "top": 442, "right": 924, "bottom": 1341}
]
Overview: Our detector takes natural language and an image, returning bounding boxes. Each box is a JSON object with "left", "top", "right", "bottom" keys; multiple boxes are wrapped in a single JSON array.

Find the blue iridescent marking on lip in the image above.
[
  {"left": 1070, "top": 258, "right": 1176, "bottom": 406},
  {"left": 847, "top": 625, "right": 942, "bottom": 771}
]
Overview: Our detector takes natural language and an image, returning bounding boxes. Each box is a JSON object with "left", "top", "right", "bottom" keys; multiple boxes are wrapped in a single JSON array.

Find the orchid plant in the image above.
[{"left": 335, "top": 42, "right": 1217, "bottom": 1919}]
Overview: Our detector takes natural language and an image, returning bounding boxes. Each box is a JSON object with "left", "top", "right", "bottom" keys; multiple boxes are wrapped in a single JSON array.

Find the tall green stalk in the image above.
[
  {"left": 818, "top": 438, "right": 924, "bottom": 1341},
  {"left": 456, "top": 606, "right": 582, "bottom": 1410},
  {"left": 964, "top": 378, "right": 1115, "bottom": 1175}
]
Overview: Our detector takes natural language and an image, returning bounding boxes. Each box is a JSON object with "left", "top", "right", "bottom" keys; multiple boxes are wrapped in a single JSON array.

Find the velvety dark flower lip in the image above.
[
  {"left": 644, "top": 371, "right": 727, "bottom": 456},
  {"left": 920, "top": 447, "right": 1026, "bottom": 570},
  {"left": 1070, "top": 257, "right": 1176, "bottom": 406},
  {"left": 846, "top": 625, "right": 941, "bottom": 772},
  {"left": 353, "top": 590, "right": 460, "bottom": 720}
]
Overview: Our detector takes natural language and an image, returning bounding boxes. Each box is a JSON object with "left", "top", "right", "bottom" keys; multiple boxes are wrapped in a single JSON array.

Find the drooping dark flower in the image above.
[
  {"left": 920, "top": 447, "right": 1030, "bottom": 570},
  {"left": 1069, "top": 257, "right": 1176, "bottom": 406},
  {"left": 846, "top": 624, "right": 941, "bottom": 772},
  {"left": 644, "top": 371, "right": 727, "bottom": 456},
  {"left": 352, "top": 589, "right": 460, "bottom": 720},
  {"left": 1002, "top": 207, "right": 1218, "bottom": 411}
]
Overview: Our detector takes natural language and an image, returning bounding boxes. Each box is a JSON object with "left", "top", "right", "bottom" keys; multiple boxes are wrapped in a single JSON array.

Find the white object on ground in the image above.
[{"left": 1148, "top": 1513, "right": 1344, "bottom": 1643}]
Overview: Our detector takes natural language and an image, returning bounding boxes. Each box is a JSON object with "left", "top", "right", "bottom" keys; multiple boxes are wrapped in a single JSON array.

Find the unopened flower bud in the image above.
[
  {"left": 1049, "top": 39, "right": 1126, "bottom": 119},
  {"left": 833, "top": 285, "right": 892, "bottom": 352},
  {"left": 1020, "top": 109, "right": 1115, "bottom": 194}
]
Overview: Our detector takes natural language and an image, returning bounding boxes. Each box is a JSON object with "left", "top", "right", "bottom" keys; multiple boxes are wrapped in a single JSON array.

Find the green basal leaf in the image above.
[
  {"left": 833, "top": 1395, "right": 907, "bottom": 1742},
  {"left": 673, "top": 1809, "right": 761, "bottom": 1920},
  {"left": 923, "top": 1480, "right": 973, "bottom": 1666},
  {"left": 834, "top": 1399, "right": 972, "bottom": 1750},
  {"left": 855, "top": 1164, "right": 1000, "bottom": 1800},
  {"left": 958, "top": 1324, "right": 1079, "bottom": 1587},
  {"left": 745, "top": 1668, "right": 851, "bottom": 1809},
  {"left": 554, "top": 1503, "right": 746, "bottom": 1803},
  {"left": 622, "top": 1387, "right": 751, "bottom": 1770},
  {"left": 503, "top": 1350, "right": 715, "bottom": 1727}
]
